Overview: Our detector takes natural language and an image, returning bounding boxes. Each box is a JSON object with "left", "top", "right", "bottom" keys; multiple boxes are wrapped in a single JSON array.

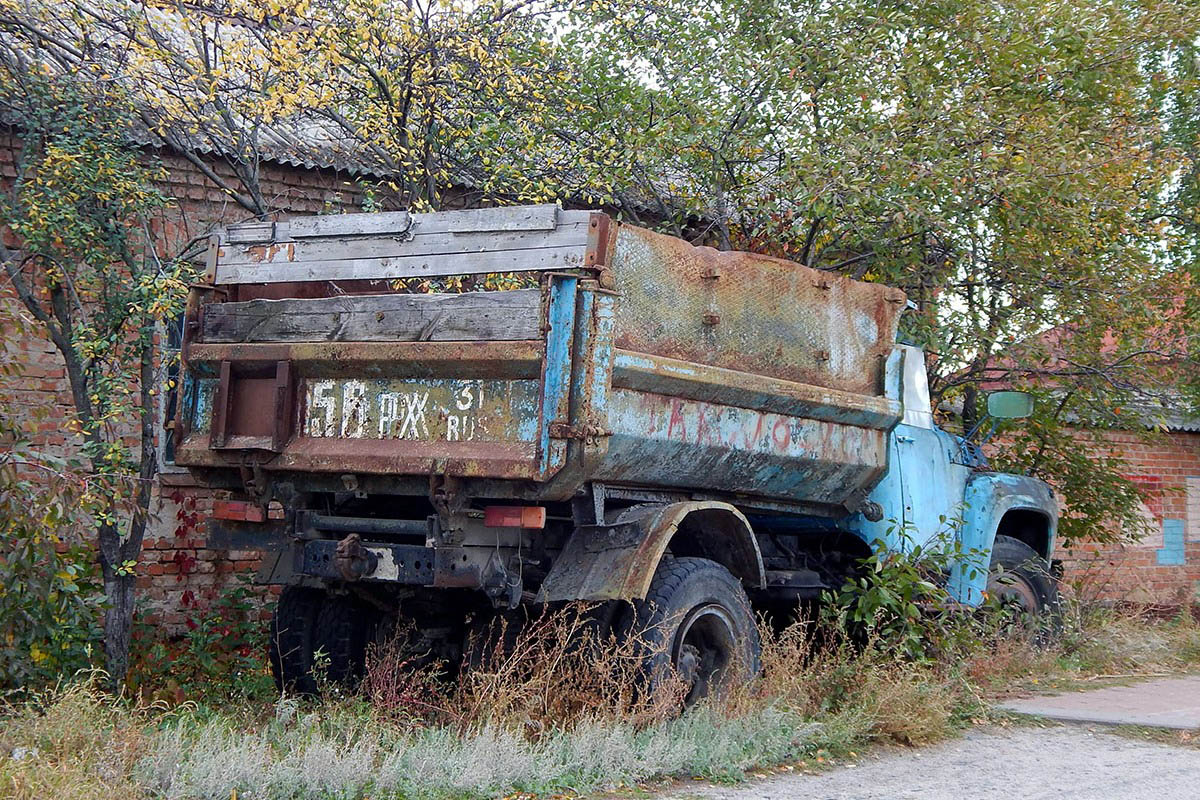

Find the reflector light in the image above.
[{"left": 483, "top": 505, "right": 547, "bottom": 529}]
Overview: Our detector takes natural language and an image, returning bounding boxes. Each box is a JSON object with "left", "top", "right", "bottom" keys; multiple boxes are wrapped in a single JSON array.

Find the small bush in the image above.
[
  {"left": 127, "top": 578, "right": 275, "bottom": 705},
  {"left": 0, "top": 412, "right": 103, "bottom": 695}
]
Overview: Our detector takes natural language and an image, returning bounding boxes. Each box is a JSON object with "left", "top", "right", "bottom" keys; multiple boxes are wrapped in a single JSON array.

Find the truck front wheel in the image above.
[
  {"left": 631, "top": 557, "right": 761, "bottom": 705},
  {"left": 987, "top": 535, "right": 1060, "bottom": 630}
]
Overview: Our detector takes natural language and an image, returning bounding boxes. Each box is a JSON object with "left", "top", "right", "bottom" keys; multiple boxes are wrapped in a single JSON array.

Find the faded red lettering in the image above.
[
  {"left": 772, "top": 419, "right": 791, "bottom": 451},
  {"left": 667, "top": 399, "right": 687, "bottom": 440}
]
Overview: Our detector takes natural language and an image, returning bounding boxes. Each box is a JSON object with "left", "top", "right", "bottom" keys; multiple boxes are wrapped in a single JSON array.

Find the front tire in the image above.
[
  {"left": 987, "top": 535, "right": 1060, "bottom": 635},
  {"left": 630, "top": 557, "right": 761, "bottom": 705}
]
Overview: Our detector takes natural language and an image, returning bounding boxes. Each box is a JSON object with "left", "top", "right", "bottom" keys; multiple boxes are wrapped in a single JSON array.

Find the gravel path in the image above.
[{"left": 661, "top": 725, "right": 1200, "bottom": 800}]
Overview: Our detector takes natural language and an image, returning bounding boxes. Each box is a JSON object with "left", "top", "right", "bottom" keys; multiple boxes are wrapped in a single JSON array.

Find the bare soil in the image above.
[{"left": 660, "top": 723, "right": 1200, "bottom": 800}]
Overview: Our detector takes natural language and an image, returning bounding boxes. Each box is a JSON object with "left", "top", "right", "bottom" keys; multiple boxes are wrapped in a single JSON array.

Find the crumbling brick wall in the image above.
[{"left": 1056, "top": 430, "right": 1200, "bottom": 606}]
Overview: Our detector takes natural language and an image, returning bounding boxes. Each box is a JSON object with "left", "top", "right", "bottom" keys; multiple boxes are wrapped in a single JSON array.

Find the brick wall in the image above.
[
  {"left": 0, "top": 128, "right": 365, "bottom": 628},
  {"left": 1055, "top": 430, "right": 1200, "bottom": 606}
]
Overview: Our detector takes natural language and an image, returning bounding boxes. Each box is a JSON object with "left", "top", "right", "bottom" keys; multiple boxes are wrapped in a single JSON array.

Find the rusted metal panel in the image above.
[
  {"left": 210, "top": 360, "right": 294, "bottom": 451},
  {"left": 177, "top": 372, "right": 541, "bottom": 477},
  {"left": 537, "top": 283, "right": 619, "bottom": 501},
  {"left": 174, "top": 436, "right": 540, "bottom": 479},
  {"left": 607, "top": 224, "right": 906, "bottom": 395},
  {"left": 611, "top": 350, "right": 901, "bottom": 430}
]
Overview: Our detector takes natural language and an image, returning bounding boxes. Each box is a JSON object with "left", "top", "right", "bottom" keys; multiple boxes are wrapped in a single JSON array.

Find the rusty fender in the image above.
[{"left": 537, "top": 501, "right": 766, "bottom": 603}]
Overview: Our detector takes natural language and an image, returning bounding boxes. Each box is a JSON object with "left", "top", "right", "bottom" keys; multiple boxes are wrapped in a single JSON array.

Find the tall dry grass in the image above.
[{"left": 2, "top": 600, "right": 1198, "bottom": 799}]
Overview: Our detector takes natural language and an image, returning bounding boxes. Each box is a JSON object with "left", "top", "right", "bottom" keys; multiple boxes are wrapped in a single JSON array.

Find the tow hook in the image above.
[{"left": 334, "top": 533, "right": 378, "bottom": 581}]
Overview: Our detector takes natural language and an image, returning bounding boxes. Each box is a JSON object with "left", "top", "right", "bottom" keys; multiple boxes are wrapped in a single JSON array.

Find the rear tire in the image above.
[
  {"left": 269, "top": 586, "right": 323, "bottom": 694},
  {"left": 629, "top": 557, "right": 761, "bottom": 706},
  {"left": 314, "top": 595, "right": 382, "bottom": 687}
]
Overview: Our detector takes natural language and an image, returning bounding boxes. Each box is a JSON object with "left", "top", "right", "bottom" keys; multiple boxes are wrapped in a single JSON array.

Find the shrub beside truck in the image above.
[{"left": 172, "top": 204, "right": 1059, "bottom": 697}]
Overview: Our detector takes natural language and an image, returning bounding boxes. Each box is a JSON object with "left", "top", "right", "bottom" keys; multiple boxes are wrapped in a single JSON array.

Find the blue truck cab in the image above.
[{"left": 851, "top": 345, "right": 1058, "bottom": 606}]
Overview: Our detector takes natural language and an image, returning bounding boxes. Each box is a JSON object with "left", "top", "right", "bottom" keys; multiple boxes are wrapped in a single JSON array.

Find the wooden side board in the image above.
[
  {"left": 212, "top": 206, "right": 596, "bottom": 285},
  {"left": 213, "top": 244, "right": 588, "bottom": 285},
  {"left": 201, "top": 289, "right": 542, "bottom": 343}
]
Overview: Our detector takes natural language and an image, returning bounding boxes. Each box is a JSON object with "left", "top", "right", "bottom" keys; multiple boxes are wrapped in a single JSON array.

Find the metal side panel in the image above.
[
  {"left": 174, "top": 338, "right": 548, "bottom": 479},
  {"left": 538, "top": 275, "right": 578, "bottom": 477},
  {"left": 595, "top": 387, "right": 889, "bottom": 507}
]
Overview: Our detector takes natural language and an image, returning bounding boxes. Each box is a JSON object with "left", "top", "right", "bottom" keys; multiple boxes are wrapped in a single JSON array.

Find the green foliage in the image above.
[
  {"left": 0, "top": 67, "right": 181, "bottom": 478},
  {"left": 567, "top": 0, "right": 1200, "bottom": 544},
  {"left": 128, "top": 579, "right": 275, "bottom": 706},
  {"left": 821, "top": 526, "right": 1023, "bottom": 662},
  {"left": 0, "top": 409, "right": 103, "bottom": 693},
  {"left": 0, "top": 47, "right": 194, "bottom": 684},
  {"left": 989, "top": 389, "right": 1156, "bottom": 545}
]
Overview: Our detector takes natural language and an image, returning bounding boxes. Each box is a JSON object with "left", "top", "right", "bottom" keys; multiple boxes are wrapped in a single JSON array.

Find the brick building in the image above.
[
  {"left": 1055, "top": 426, "right": 1200, "bottom": 606},
  {"left": 3, "top": 125, "right": 1197, "bottom": 631}
]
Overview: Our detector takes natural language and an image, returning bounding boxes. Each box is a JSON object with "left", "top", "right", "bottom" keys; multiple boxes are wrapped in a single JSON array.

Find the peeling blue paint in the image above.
[
  {"left": 540, "top": 276, "right": 577, "bottom": 475},
  {"left": 1158, "top": 519, "right": 1186, "bottom": 566}
]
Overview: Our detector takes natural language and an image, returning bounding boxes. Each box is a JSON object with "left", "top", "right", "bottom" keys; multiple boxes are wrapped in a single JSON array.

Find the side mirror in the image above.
[{"left": 986, "top": 391, "right": 1034, "bottom": 420}]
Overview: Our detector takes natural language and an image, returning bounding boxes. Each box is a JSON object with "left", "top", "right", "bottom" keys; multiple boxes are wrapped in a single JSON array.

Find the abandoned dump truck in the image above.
[{"left": 173, "top": 203, "right": 1059, "bottom": 696}]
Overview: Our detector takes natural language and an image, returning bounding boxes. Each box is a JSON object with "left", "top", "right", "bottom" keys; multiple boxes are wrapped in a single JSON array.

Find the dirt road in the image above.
[{"left": 661, "top": 725, "right": 1200, "bottom": 800}]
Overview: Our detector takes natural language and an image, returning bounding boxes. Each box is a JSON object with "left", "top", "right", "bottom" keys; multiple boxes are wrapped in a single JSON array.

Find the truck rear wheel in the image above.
[
  {"left": 313, "top": 595, "right": 383, "bottom": 687},
  {"left": 630, "top": 557, "right": 761, "bottom": 705},
  {"left": 987, "top": 535, "right": 1060, "bottom": 633},
  {"left": 269, "top": 586, "right": 323, "bottom": 694}
]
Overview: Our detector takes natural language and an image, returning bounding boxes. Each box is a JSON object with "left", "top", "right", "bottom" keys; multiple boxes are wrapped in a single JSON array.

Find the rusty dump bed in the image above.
[{"left": 174, "top": 205, "right": 907, "bottom": 513}]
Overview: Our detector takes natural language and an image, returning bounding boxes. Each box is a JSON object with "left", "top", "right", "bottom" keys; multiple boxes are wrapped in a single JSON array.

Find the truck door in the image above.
[{"left": 890, "top": 345, "right": 971, "bottom": 550}]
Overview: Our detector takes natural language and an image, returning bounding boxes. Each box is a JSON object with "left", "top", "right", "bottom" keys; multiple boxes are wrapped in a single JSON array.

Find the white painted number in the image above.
[
  {"left": 308, "top": 380, "right": 336, "bottom": 437},
  {"left": 341, "top": 380, "right": 367, "bottom": 438},
  {"left": 307, "top": 380, "right": 491, "bottom": 441}
]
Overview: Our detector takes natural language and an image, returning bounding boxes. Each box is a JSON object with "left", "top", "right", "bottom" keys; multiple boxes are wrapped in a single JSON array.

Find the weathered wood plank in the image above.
[
  {"left": 222, "top": 205, "right": 579, "bottom": 245},
  {"left": 425, "top": 204, "right": 557, "bottom": 234},
  {"left": 218, "top": 221, "right": 590, "bottom": 270},
  {"left": 202, "top": 289, "right": 542, "bottom": 343},
  {"left": 287, "top": 211, "right": 411, "bottom": 239},
  {"left": 224, "top": 221, "right": 277, "bottom": 244},
  {"left": 213, "top": 245, "right": 587, "bottom": 285}
]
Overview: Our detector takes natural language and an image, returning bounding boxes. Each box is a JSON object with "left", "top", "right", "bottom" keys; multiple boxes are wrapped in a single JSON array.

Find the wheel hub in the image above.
[
  {"left": 987, "top": 569, "right": 1039, "bottom": 615},
  {"left": 673, "top": 603, "right": 738, "bottom": 704}
]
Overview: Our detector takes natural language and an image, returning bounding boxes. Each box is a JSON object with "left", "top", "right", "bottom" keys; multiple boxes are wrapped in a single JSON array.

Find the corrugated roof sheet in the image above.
[{"left": 123, "top": 114, "right": 393, "bottom": 179}]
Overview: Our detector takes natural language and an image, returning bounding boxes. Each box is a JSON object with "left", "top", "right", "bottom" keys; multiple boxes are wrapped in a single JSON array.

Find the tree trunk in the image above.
[
  {"left": 962, "top": 382, "right": 979, "bottom": 437},
  {"left": 102, "top": 569, "right": 137, "bottom": 685}
]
